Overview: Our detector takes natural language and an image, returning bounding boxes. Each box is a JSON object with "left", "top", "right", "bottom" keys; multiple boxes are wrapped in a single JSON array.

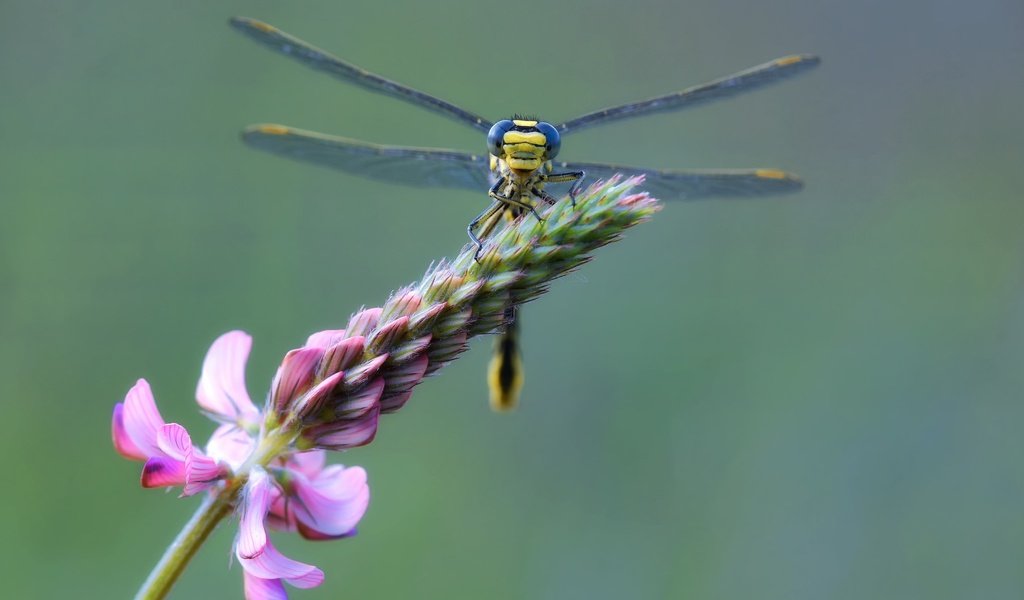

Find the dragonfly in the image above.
[{"left": 229, "top": 16, "right": 819, "bottom": 411}]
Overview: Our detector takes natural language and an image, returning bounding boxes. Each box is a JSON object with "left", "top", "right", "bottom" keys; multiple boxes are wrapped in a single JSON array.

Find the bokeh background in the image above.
[{"left": 2, "top": 0, "right": 1023, "bottom": 598}]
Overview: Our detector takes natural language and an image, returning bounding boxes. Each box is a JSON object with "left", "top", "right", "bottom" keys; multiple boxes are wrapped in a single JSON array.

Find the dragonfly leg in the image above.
[
  {"left": 501, "top": 195, "right": 544, "bottom": 224},
  {"left": 542, "top": 170, "right": 586, "bottom": 207},
  {"left": 489, "top": 181, "right": 544, "bottom": 225},
  {"left": 531, "top": 187, "right": 559, "bottom": 206},
  {"left": 468, "top": 200, "right": 504, "bottom": 261}
]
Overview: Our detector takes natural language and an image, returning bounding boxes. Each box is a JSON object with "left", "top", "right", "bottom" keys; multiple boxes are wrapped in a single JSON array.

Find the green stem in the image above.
[
  {"left": 133, "top": 480, "right": 242, "bottom": 600},
  {"left": 133, "top": 427, "right": 294, "bottom": 599}
]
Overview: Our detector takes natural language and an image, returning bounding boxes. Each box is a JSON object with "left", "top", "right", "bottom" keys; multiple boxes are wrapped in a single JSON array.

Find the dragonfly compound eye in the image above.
[
  {"left": 535, "top": 122, "right": 561, "bottom": 159},
  {"left": 487, "top": 120, "right": 515, "bottom": 157}
]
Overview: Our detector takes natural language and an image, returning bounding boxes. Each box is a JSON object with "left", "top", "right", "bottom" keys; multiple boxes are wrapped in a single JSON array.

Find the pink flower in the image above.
[
  {"left": 112, "top": 331, "right": 371, "bottom": 599},
  {"left": 112, "top": 332, "right": 260, "bottom": 492},
  {"left": 268, "top": 451, "right": 370, "bottom": 540},
  {"left": 237, "top": 464, "right": 368, "bottom": 599},
  {"left": 111, "top": 378, "right": 232, "bottom": 495}
]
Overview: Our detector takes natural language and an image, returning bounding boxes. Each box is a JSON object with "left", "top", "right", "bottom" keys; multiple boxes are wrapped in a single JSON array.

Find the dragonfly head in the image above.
[{"left": 487, "top": 118, "right": 561, "bottom": 173}]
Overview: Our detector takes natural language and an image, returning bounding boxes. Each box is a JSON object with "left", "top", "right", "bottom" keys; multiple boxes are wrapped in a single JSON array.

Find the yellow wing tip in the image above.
[
  {"left": 230, "top": 16, "right": 277, "bottom": 34},
  {"left": 246, "top": 124, "right": 292, "bottom": 136},
  {"left": 775, "top": 54, "right": 821, "bottom": 67},
  {"left": 755, "top": 169, "right": 799, "bottom": 181}
]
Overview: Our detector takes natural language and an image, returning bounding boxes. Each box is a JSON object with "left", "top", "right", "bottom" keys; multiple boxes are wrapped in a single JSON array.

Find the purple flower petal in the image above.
[
  {"left": 408, "top": 301, "right": 447, "bottom": 333},
  {"left": 380, "top": 391, "right": 413, "bottom": 413},
  {"left": 121, "top": 379, "right": 166, "bottom": 458},
  {"left": 291, "top": 465, "right": 369, "bottom": 538},
  {"left": 184, "top": 453, "right": 226, "bottom": 496},
  {"left": 320, "top": 335, "right": 365, "bottom": 376},
  {"left": 366, "top": 316, "right": 409, "bottom": 352},
  {"left": 242, "top": 571, "right": 288, "bottom": 600},
  {"left": 237, "top": 467, "right": 273, "bottom": 559},
  {"left": 141, "top": 456, "right": 186, "bottom": 488},
  {"left": 341, "top": 354, "right": 389, "bottom": 389},
  {"left": 155, "top": 423, "right": 226, "bottom": 495},
  {"left": 195, "top": 331, "right": 259, "bottom": 423},
  {"left": 345, "top": 307, "right": 382, "bottom": 337},
  {"left": 287, "top": 450, "right": 326, "bottom": 478},
  {"left": 382, "top": 290, "right": 422, "bottom": 320},
  {"left": 270, "top": 347, "right": 324, "bottom": 413},
  {"left": 425, "top": 329, "right": 468, "bottom": 374},
  {"left": 305, "top": 328, "right": 346, "bottom": 350},
  {"left": 307, "top": 406, "right": 380, "bottom": 450},
  {"left": 112, "top": 403, "right": 146, "bottom": 461},
  {"left": 389, "top": 334, "right": 433, "bottom": 363},
  {"left": 291, "top": 371, "right": 344, "bottom": 420},
  {"left": 237, "top": 538, "right": 324, "bottom": 589},
  {"left": 156, "top": 423, "right": 192, "bottom": 461},
  {"left": 380, "top": 354, "right": 429, "bottom": 412},
  {"left": 336, "top": 377, "right": 384, "bottom": 418},
  {"left": 206, "top": 423, "right": 255, "bottom": 470},
  {"left": 384, "top": 353, "right": 429, "bottom": 392}
]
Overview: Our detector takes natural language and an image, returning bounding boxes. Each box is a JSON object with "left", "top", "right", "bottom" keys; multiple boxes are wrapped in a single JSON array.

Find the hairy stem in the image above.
[{"left": 133, "top": 479, "right": 243, "bottom": 599}]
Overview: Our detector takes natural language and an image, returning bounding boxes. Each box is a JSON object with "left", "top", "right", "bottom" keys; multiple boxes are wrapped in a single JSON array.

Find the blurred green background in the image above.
[{"left": 2, "top": 0, "right": 1023, "bottom": 598}]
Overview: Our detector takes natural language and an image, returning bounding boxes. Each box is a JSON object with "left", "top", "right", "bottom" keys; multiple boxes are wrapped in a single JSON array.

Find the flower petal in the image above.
[
  {"left": 153, "top": 424, "right": 226, "bottom": 495},
  {"left": 341, "top": 354, "right": 389, "bottom": 389},
  {"left": 287, "top": 450, "right": 326, "bottom": 478},
  {"left": 381, "top": 290, "right": 421, "bottom": 319},
  {"left": 238, "top": 539, "right": 324, "bottom": 589},
  {"left": 112, "top": 403, "right": 146, "bottom": 461},
  {"left": 291, "top": 371, "right": 344, "bottom": 420},
  {"left": 292, "top": 466, "right": 369, "bottom": 538},
  {"left": 196, "top": 331, "right": 258, "bottom": 422},
  {"left": 366, "top": 316, "right": 409, "bottom": 352},
  {"left": 156, "top": 423, "right": 192, "bottom": 461},
  {"left": 336, "top": 377, "right": 384, "bottom": 418},
  {"left": 206, "top": 423, "right": 256, "bottom": 470},
  {"left": 379, "top": 390, "right": 413, "bottom": 413},
  {"left": 305, "top": 328, "right": 346, "bottom": 350},
  {"left": 305, "top": 406, "right": 380, "bottom": 451},
  {"left": 237, "top": 467, "right": 273, "bottom": 559},
  {"left": 243, "top": 572, "right": 287, "bottom": 600},
  {"left": 122, "top": 379, "right": 166, "bottom": 458},
  {"left": 141, "top": 456, "right": 186, "bottom": 488},
  {"left": 320, "top": 336, "right": 365, "bottom": 376},
  {"left": 183, "top": 453, "right": 226, "bottom": 497},
  {"left": 270, "top": 347, "right": 324, "bottom": 414},
  {"left": 345, "top": 307, "right": 382, "bottom": 337}
]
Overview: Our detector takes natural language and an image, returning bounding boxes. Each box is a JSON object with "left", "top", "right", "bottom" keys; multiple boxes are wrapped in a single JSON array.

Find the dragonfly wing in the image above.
[
  {"left": 243, "top": 124, "right": 492, "bottom": 190},
  {"left": 556, "top": 55, "right": 820, "bottom": 134},
  {"left": 230, "top": 17, "right": 492, "bottom": 133},
  {"left": 554, "top": 160, "right": 804, "bottom": 201}
]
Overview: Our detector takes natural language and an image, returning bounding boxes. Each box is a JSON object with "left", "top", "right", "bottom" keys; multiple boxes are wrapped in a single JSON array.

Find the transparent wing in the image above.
[
  {"left": 556, "top": 55, "right": 820, "bottom": 134},
  {"left": 553, "top": 160, "right": 804, "bottom": 201},
  {"left": 230, "top": 17, "right": 492, "bottom": 133},
  {"left": 242, "top": 124, "right": 492, "bottom": 190}
]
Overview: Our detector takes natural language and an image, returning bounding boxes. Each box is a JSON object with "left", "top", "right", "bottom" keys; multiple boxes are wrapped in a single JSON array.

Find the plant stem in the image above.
[
  {"left": 133, "top": 427, "right": 294, "bottom": 599},
  {"left": 133, "top": 480, "right": 242, "bottom": 600}
]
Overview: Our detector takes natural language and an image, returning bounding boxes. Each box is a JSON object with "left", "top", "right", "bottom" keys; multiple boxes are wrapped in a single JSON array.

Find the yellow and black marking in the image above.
[
  {"left": 488, "top": 309, "right": 523, "bottom": 411},
  {"left": 230, "top": 17, "right": 819, "bottom": 411},
  {"left": 467, "top": 117, "right": 585, "bottom": 258}
]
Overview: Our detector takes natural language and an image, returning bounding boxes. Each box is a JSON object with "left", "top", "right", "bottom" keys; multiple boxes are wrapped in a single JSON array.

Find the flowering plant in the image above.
[{"left": 113, "top": 177, "right": 659, "bottom": 599}]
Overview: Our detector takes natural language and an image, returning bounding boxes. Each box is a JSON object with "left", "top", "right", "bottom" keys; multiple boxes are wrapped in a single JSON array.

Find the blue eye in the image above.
[
  {"left": 536, "top": 122, "right": 561, "bottom": 159},
  {"left": 487, "top": 120, "right": 514, "bottom": 157}
]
